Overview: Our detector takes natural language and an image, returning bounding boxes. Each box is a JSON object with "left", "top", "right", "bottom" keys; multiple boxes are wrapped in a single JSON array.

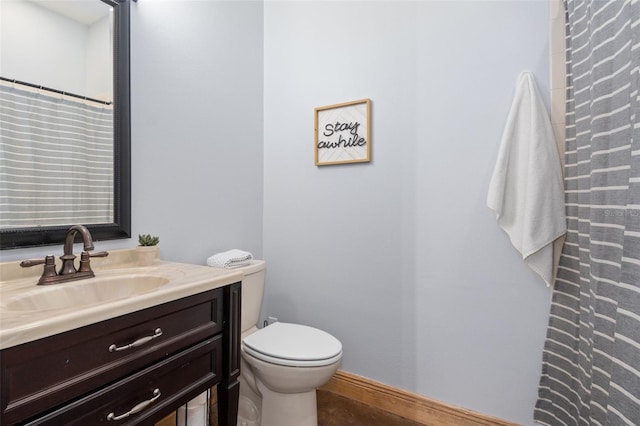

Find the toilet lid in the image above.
[{"left": 242, "top": 322, "right": 343, "bottom": 367}]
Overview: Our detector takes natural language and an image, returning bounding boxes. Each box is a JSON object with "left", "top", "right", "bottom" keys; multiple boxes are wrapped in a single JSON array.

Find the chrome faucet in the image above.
[{"left": 20, "top": 225, "right": 109, "bottom": 285}]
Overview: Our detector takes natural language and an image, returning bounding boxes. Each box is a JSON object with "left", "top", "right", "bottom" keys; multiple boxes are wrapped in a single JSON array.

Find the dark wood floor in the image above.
[
  {"left": 163, "top": 387, "right": 423, "bottom": 426},
  {"left": 317, "top": 389, "right": 423, "bottom": 426}
]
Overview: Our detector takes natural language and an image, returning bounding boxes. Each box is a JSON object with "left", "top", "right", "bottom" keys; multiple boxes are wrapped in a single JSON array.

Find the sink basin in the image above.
[{"left": 2, "top": 275, "right": 170, "bottom": 312}]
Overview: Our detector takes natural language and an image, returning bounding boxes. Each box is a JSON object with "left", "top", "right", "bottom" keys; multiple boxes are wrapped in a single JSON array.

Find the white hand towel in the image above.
[
  {"left": 207, "top": 249, "right": 253, "bottom": 269},
  {"left": 487, "top": 71, "right": 567, "bottom": 287}
]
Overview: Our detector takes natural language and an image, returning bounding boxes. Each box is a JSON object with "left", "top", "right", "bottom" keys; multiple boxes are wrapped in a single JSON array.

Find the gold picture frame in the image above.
[{"left": 314, "top": 98, "right": 371, "bottom": 166}]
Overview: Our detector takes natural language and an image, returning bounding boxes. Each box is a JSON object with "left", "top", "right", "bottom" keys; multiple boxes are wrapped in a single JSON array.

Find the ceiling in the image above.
[{"left": 29, "top": 0, "right": 111, "bottom": 26}]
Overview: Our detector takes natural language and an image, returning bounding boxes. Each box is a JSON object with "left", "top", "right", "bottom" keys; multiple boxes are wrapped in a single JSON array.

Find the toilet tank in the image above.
[{"left": 230, "top": 260, "right": 266, "bottom": 335}]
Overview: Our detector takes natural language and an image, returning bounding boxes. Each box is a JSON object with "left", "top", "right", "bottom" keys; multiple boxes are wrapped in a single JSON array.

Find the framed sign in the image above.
[{"left": 314, "top": 98, "right": 371, "bottom": 166}]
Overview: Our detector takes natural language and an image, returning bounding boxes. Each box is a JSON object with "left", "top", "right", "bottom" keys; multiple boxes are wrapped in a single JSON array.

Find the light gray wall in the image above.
[
  {"left": 262, "top": 1, "right": 552, "bottom": 425},
  {"left": 85, "top": 14, "right": 112, "bottom": 100},
  {"left": 129, "top": 0, "right": 264, "bottom": 264},
  {"left": 1, "top": 0, "right": 88, "bottom": 94}
]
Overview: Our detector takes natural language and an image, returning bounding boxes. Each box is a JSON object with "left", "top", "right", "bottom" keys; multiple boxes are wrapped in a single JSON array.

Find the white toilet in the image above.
[{"left": 229, "top": 260, "right": 342, "bottom": 426}]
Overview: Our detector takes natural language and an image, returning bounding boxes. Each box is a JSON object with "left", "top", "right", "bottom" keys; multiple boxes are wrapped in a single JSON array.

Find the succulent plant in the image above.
[{"left": 138, "top": 234, "right": 159, "bottom": 246}]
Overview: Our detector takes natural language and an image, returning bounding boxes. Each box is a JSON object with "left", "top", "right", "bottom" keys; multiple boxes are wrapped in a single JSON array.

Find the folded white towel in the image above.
[
  {"left": 207, "top": 249, "right": 253, "bottom": 269},
  {"left": 487, "top": 71, "right": 567, "bottom": 287}
]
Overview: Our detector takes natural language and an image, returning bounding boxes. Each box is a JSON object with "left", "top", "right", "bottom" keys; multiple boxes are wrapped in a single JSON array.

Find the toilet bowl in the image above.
[
  {"left": 241, "top": 322, "right": 342, "bottom": 426},
  {"left": 215, "top": 260, "right": 342, "bottom": 426}
]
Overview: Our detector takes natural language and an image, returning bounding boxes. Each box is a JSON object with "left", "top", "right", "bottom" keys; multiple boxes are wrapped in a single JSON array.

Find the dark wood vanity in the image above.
[{"left": 0, "top": 282, "right": 241, "bottom": 425}]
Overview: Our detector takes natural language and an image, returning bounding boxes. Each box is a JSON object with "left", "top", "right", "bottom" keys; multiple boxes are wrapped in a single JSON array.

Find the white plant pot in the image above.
[{"left": 136, "top": 245, "right": 159, "bottom": 266}]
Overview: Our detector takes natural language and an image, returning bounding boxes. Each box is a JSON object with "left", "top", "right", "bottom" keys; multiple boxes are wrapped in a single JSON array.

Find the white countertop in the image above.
[{"left": 0, "top": 249, "right": 242, "bottom": 350}]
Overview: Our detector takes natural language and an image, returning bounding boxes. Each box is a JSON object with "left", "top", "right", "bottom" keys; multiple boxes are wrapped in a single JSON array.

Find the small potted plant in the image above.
[{"left": 136, "top": 234, "right": 160, "bottom": 266}]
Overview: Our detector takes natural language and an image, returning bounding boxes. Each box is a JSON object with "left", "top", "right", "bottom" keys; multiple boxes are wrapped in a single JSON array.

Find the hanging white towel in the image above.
[
  {"left": 487, "top": 71, "right": 566, "bottom": 287},
  {"left": 207, "top": 249, "right": 253, "bottom": 269}
]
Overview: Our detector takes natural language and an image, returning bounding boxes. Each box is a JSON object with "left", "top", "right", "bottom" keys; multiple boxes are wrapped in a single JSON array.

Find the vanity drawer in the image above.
[
  {"left": 25, "top": 336, "right": 222, "bottom": 425},
  {"left": 0, "top": 288, "right": 223, "bottom": 425}
]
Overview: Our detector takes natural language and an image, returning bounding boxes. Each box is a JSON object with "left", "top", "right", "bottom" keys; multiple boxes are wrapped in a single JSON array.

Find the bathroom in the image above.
[{"left": 2, "top": 0, "right": 637, "bottom": 425}]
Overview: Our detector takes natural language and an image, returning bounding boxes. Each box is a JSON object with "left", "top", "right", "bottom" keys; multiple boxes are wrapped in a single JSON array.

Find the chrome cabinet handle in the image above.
[
  {"left": 108, "top": 328, "right": 163, "bottom": 352},
  {"left": 106, "top": 388, "right": 161, "bottom": 421}
]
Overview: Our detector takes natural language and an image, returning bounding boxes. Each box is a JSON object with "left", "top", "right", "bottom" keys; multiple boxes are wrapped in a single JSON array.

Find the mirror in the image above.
[{"left": 0, "top": 0, "right": 130, "bottom": 249}]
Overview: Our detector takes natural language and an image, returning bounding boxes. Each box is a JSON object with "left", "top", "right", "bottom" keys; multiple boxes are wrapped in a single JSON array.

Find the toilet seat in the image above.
[{"left": 242, "top": 322, "right": 343, "bottom": 367}]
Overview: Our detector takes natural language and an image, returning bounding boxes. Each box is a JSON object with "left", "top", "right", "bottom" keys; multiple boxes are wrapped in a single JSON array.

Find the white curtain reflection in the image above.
[{"left": 0, "top": 84, "right": 113, "bottom": 228}]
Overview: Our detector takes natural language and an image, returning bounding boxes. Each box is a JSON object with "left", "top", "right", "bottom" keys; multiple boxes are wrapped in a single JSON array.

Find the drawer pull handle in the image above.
[
  {"left": 108, "top": 328, "right": 163, "bottom": 352},
  {"left": 106, "top": 388, "right": 161, "bottom": 421}
]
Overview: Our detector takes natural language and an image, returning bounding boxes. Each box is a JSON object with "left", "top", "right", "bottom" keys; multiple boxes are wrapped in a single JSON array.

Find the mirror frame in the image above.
[{"left": 0, "top": 0, "right": 131, "bottom": 249}]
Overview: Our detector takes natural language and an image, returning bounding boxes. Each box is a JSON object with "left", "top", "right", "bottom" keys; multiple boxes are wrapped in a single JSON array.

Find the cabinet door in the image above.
[{"left": 25, "top": 337, "right": 222, "bottom": 426}]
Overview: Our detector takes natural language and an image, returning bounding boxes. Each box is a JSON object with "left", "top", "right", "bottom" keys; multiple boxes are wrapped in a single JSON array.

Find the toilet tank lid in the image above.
[
  {"left": 243, "top": 322, "right": 342, "bottom": 362},
  {"left": 229, "top": 260, "right": 265, "bottom": 275}
]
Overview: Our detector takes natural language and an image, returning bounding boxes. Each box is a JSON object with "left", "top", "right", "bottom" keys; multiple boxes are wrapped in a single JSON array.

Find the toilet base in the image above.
[
  {"left": 257, "top": 380, "right": 318, "bottom": 426},
  {"left": 238, "top": 371, "right": 261, "bottom": 425},
  {"left": 239, "top": 328, "right": 342, "bottom": 426}
]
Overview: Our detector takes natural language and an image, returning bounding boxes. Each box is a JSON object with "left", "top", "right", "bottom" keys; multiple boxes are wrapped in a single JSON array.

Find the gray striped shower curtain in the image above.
[
  {"left": 534, "top": 0, "right": 640, "bottom": 424},
  {"left": 0, "top": 84, "right": 113, "bottom": 228}
]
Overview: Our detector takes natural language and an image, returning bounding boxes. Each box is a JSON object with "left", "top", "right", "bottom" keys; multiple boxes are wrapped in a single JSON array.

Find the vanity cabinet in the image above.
[{"left": 0, "top": 282, "right": 241, "bottom": 426}]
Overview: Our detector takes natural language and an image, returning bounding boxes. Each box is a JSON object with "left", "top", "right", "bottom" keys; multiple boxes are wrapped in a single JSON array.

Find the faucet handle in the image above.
[
  {"left": 88, "top": 251, "right": 109, "bottom": 258},
  {"left": 78, "top": 251, "right": 109, "bottom": 273},
  {"left": 20, "top": 256, "right": 50, "bottom": 268},
  {"left": 20, "top": 256, "right": 58, "bottom": 285}
]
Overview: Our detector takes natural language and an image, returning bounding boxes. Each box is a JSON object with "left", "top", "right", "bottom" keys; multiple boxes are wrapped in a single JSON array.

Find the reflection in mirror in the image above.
[{"left": 0, "top": 0, "right": 130, "bottom": 249}]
